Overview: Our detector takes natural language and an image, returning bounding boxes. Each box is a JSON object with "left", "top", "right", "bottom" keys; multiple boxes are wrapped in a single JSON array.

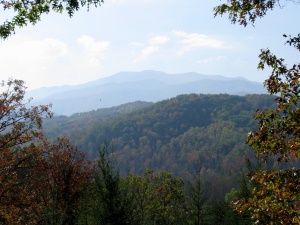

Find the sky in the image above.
[{"left": 0, "top": 0, "right": 299, "bottom": 90}]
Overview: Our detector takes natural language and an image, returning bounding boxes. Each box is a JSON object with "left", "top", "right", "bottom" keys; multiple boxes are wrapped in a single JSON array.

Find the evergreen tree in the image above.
[{"left": 92, "top": 142, "right": 132, "bottom": 225}]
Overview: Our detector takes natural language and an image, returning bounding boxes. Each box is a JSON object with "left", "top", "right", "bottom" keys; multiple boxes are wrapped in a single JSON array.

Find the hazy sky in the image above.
[{"left": 1, "top": 0, "right": 299, "bottom": 90}]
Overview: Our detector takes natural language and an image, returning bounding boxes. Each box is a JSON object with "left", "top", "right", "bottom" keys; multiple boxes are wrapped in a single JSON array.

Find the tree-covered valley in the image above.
[
  {"left": 4, "top": 78, "right": 272, "bottom": 224},
  {"left": 43, "top": 93, "right": 277, "bottom": 199}
]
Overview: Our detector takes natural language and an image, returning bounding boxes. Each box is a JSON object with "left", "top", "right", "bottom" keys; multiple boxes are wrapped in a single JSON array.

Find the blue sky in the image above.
[{"left": 1, "top": 0, "right": 299, "bottom": 90}]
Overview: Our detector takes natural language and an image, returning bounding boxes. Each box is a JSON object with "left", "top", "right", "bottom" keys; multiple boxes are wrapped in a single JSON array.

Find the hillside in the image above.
[
  {"left": 28, "top": 70, "right": 267, "bottom": 115},
  {"left": 43, "top": 101, "right": 154, "bottom": 138},
  {"left": 43, "top": 94, "right": 276, "bottom": 197}
]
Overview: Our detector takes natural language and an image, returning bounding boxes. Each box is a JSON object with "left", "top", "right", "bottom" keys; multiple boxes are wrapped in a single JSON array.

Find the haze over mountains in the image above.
[{"left": 27, "top": 70, "right": 267, "bottom": 115}]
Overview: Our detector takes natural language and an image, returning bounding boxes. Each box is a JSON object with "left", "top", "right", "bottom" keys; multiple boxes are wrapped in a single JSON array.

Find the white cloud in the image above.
[
  {"left": 76, "top": 35, "right": 110, "bottom": 66},
  {"left": 172, "top": 31, "right": 226, "bottom": 55},
  {"left": 142, "top": 45, "right": 159, "bottom": 55},
  {"left": 0, "top": 35, "right": 110, "bottom": 90},
  {"left": 149, "top": 36, "right": 169, "bottom": 45},
  {"left": 0, "top": 36, "right": 68, "bottom": 62},
  {"left": 132, "top": 35, "right": 169, "bottom": 64},
  {"left": 0, "top": 36, "right": 69, "bottom": 88},
  {"left": 133, "top": 45, "right": 159, "bottom": 64}
]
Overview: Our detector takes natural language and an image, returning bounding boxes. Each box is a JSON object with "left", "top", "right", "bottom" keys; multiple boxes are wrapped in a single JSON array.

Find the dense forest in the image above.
[
  {"left": 43, "top": 93, "right": 277, "bottom": 199},
  {"left": 2, "top": 79, "right": 259, "bottom": 224},
  {"left": 2, "top": 78, "right": 299, "bottom": 224}
]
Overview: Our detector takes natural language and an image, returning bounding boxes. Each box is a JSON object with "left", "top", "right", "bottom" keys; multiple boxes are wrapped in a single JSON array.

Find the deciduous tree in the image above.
[
  {"left": 214, "top": 0, "right": 300, "bottom": 224},
  {"left": 31, "top": 137, "right": 94, "bottom": 225},
  {"left": 0, "top": 78, "right": 51, "bottom": 224},
  {"left": 214, "top": 0, "right": 300, "bottom": 27},
  {"left": 126, "top": 169, "right": 189, "bottom": 225}
]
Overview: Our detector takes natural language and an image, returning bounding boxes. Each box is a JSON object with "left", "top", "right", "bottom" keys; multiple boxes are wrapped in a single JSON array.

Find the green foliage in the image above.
[
  {"left": 0, "top": 0, "right": 104, "bottom": 39},
  {"left": 187, "top": 168, "right": 207, "bottom": 225},
  {"left": 238, "top": 28, "right": 300, "bottom": 225},
  {"left": 214, "top": 0, "right": 284, "bottom": 27},
  {"left": 43, "top": 101, "right": 153, "bottom": 139},
  {"left": 251, "top": 46, "right": 300, "bottom": 162},
  {"left": 0, "top": 82, "right": 253, "bottom": 224},
  {"left": 225, "top": 188, "right": 240, "bottom": 204},
  {"left": 90, "top": 142, "right": 132, "bottom": 225},
  {"left": 214, "top": 0, "right": 300, "bottom": 223},
  {"left": 125, "top": 169, "right": 189, "bottom": 225},
  {"left": 206, "top": 200, "right": 248, "bottom": 225},
  {"left": 124, "top": 173, "right": 151, "bottom": 225},
  {"left": 42, "top": 94, "right": 276, "bottom": 199},
  {"left": 149, "top": 170, "right": 188, "bottom": 225}
]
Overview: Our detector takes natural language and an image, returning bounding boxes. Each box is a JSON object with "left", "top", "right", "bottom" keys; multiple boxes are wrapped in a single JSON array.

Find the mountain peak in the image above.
[{"left": 27, "top": 70, "right": 266, "bottom": 116}]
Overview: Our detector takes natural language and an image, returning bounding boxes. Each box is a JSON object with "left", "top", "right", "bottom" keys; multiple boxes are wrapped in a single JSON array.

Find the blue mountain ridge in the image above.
[{"left": 27, "top": 70, "right": 267, "bottom": 116}]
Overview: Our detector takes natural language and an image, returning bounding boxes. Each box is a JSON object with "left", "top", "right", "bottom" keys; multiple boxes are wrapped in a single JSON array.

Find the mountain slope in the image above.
[
  {"left": 42, "top": 94, "right": 277, "bottom": 197},
  {"left": 28, "top": 70, "right": 267, "bottom": 115}
]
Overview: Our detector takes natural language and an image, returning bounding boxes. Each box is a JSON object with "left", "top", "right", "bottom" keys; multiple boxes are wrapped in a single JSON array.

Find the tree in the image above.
[
  {"left": 0, "top": 0, "right": 104, "bottom": 39},
  {"left": 0, "top": 79, "right": 95, "bottom": 224},
  {"left": 125, "top": 173, "right": 151, "bottom": 225},
  {"left": 91, "top": 142, "right": 132, "bottom": 225},
  {"left": 31, "top": 137, "right": 94, "bottom": 225},
  {"left": 206, "top": 200, "right": 248, "bottom": 225},
  {"left": 0, "top": 78, "right": 52, "bottom": 224},
  {"left": 214, "top": 0, "right": 300, "bottom": 27},
  {"left": 214, "top": 0, "right": 300, "bottom": 224},
  {"left": 126, "top": 169, "right": 189, "bottom": 225},
  {"left": 187, "top": 167, "right": 207, "bottom": 225},
  {"left": 0, "top": 78, "right": 52, "bottom": 151}
]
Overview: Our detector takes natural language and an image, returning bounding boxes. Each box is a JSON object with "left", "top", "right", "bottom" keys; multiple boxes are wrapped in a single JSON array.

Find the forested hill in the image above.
[
  {"left": 43, "top": 94, "right": 276, "bottom": 197},
  {"left": 43, "top": 100, "right": 154, "bottom": 138}
]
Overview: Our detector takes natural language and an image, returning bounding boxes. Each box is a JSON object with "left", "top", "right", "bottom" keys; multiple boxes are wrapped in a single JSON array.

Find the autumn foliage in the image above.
[
  {"left": 0, "top": 79, "right": 93, "bottom": 224},
  {"left": 0, "top": 79, "right": 51, "bottom": 223},
  {"left": 232, "top": 38, "right": 300, "bottom": 224},
  {"left": 214, "top": 0, "right": 300, "bottom": 223},
  {"left": 31, "top": 137, "right": 94, "bottom": 224}
]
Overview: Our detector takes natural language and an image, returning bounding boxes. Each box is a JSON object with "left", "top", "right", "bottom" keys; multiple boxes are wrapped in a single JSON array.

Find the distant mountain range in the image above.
[{"left": 27, "top": 70, "right": 267, "bottom": 115}]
